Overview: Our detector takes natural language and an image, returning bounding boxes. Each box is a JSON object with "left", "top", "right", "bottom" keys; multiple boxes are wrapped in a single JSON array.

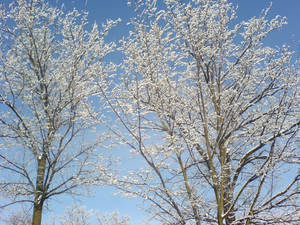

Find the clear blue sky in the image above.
[
  {"left": 56, "top": 0, "right": 300, "bottom": 52},
  {"left": 1, "top": 0, "right": 300, "bottom": 224}
]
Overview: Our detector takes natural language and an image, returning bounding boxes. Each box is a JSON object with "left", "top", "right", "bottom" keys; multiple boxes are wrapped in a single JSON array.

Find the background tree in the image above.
[
  {"left": 1, "top": 204, "right": 131, "bottom": 225},
  {"left": 58, "top": 206, "right": 131, "bottom": 225},
  {"left": 102, "top": 0, "right": 300, "bottom": 224},
  {"left": 1, "top": 207, "right": 32, "bottom": 225},
  {"left": 59, "top": 205, "right": 94, "bottom": 225},
  {"left": 0, "top": 0, "right": 116, "bottom": 224},
  {"left": 97, "top": 210, "right": 131, "bottom": 225}
]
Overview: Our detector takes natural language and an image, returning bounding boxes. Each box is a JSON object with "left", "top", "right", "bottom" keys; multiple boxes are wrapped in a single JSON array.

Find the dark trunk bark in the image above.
[
  {"left": 32, "top": 153, "right": 46, "bottom": 225},
  {"left": 32, "top": 200, "right": 44, "bottom": 225}
]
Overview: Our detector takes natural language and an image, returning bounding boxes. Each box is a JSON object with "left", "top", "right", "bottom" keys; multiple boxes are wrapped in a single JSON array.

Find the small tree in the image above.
[
  {"left": 2, "top": 205, "right": 131, "bottom": 225},
  {"left": 59, "top": 205, "right": 94, "bottom": 225},
  {"left": 2, "top": 207, "right": 32, "bottom": 225},
  {"left": 103, "top": 0, "right": 300, "bottom": 224},
  {"left": 51, "top": 205, "right": 131, "bottom": 225},
  {"left": 0, "top": 1, "right": 116, "bottom": 225},
  {"left": 97, "top": 211, "right": 131, "bottom": 225}
]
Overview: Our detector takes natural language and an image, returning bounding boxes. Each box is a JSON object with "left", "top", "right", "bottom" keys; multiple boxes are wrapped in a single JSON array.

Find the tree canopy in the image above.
[{"left": 0, "top": 0, "right": 299, "bottom": 225}]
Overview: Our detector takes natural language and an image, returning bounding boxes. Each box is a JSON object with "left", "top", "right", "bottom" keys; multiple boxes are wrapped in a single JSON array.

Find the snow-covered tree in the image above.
[
  {"left": 97, "top": 210, "right": 131, "bottom": 225},
  {"left": 2, "top": 205, "right": 131, "bottom": 225},
  {"left": 0, "top": 1, "right": 116, "bottom": 225},
  {"left": 103, "top": 0, "right": 300, "bottom": 224},
  {"left": 1, "top": 207, "right": 32, "bottom": 225},
  {"left": 59, "top": 205, "right": 94, "bottom": 225},
  {"left": 49, "top": 205, "right": 131, "bottom": 225}
]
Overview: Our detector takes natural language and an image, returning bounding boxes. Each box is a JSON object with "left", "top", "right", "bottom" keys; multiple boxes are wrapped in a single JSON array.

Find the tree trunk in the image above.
[
  {"left": 32, "top": 153, "right": 46, "bottom": 225},
  {"left": 32, "top": 201, "right": 44, "bottom": 225}
]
